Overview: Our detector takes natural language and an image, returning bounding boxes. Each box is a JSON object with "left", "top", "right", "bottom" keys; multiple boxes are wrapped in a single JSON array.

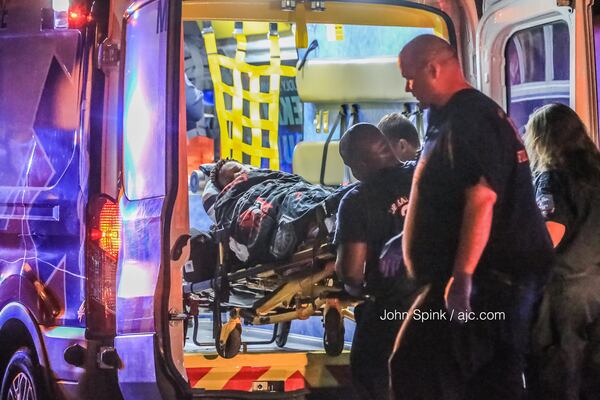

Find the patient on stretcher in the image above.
[
  {"left": 203, "top": 159, "right": 353, "bottom": 266},
  {"left": 210, "top": 159, "right": 251, "bottom": 191}
]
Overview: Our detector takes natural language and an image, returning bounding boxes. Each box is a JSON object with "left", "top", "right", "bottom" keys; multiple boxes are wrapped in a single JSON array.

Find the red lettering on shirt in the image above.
[{"left": 389, "top": 197, "right": 409, "bottom": 216}]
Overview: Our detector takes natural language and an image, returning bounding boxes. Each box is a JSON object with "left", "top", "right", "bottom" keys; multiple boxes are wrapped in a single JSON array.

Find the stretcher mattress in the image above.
[{"left": 214, "top": 170, "right": 354, "bottom": 265}]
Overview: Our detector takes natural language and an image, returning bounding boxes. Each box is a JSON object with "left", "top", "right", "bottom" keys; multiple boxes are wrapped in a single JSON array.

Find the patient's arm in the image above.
[{"left": 336, "top": 242, "right": 367, "bottom": 293}]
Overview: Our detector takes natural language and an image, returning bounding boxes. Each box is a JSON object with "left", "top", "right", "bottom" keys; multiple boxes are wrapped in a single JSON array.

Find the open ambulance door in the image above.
[
  {"left": 477, "top": 0, "right": 597, "bottom": 137},
  {"left": 115, "top": 0, "right": 189, "bottom": 399}
]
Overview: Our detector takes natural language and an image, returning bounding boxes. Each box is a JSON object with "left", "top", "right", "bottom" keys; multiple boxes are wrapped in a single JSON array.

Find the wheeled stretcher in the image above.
[{"left": 183, "top": 224, "right": 359, "bottom": 359}]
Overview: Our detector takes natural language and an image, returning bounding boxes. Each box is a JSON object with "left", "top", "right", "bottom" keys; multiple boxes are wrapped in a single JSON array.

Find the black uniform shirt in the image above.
[
  {"left": 535, "top": 170, "right": 600, "bottom": 276},
  {"left": 409, "top": 89, "right": 553, "bottom": 284},
  {"left": 334, "top": 164, "right": 414, "bottom": 297}
]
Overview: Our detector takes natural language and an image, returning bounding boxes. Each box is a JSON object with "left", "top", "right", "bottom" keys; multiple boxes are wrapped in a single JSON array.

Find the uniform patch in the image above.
[
  {"left": 537, "top": 193, "right": 555, "bottom": 218},
  {"left": 389, "top": 197, "right": 409, "bottom": 217},
  {"left": 517, "top": 149, "right": 529, "bottom": 163}
]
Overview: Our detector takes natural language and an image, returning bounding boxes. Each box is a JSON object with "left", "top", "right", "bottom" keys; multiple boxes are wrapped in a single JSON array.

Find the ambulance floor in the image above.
[
  {"left": 184, "top": 318, "right": 355, "bottom": 398},
  {"left": 184, "top": 317, "right": 352, "bottom": 353}
]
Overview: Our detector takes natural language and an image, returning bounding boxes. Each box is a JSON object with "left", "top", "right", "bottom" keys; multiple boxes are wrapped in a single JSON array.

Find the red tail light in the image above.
[
  {"left": 86, "top": 197, "right": 120, "bottom": 337},
  {"left": 68, "top": 5, "right": 92, "bottom": 29},
  {"left": 95, "top": 201, "right": 121, "bottom": 259}
]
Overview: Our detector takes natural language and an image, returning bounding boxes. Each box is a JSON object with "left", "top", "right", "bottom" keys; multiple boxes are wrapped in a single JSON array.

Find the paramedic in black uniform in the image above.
[
  {"left": 378, "top": 112, "right": 421, "bottom": 162},
  {"left": 335, "top": 123, "right": 417, "bottom": 400},
  {"left": 525, "top": 103, "right": 600, "bottom": 400},
  {"left": 390, "top": 34, "right": 554, "bottom": 399}
]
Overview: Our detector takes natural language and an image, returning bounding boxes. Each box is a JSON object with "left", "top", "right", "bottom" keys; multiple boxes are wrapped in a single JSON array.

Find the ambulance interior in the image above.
[{"left": 178, "top": 2, "right": 449, "bottom": 360}]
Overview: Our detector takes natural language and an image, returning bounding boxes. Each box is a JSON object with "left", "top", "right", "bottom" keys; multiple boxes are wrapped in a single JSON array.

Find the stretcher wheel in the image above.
[
  {"left": 323, "top": 307, "right": 345, "bottom": 356},
  {"left": 217, "top": 323, "right": 242, "bottom": 359},
  {"left": 275, "top": 321, "right": 291, "bottom": 348}
]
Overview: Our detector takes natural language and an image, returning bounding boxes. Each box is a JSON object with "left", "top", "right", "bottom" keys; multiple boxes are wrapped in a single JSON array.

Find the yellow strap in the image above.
[
  {"left": 248, "top": 69, "right": 262, "bottom": 166},
  {"left": 203, "top": 28, "right": 232, "bottom": 159},
  {"left": 268, "top": 33, "right": 282, "bottom": 170},
  {"left": 230, "top": 27, "right": 246, "bottom": 162},
  {"left": 203, "top": 22, "right": 297, "bottom": 169}
]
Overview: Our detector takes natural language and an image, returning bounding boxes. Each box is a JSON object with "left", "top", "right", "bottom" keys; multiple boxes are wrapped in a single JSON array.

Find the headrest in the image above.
[
  {"left": 292, "top": 141, "right": 345, "bottom": 186},
  {"left": 296, "top": 57, "right": 415, "bottom": 103}
]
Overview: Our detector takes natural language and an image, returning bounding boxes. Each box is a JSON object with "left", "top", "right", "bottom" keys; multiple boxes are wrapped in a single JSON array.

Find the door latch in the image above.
[
  {"left": 169, "top": 309, "right": 189, "bottom": 327},
  {"left": 97, "top": 39, "right": 120, "bottom": 73}
]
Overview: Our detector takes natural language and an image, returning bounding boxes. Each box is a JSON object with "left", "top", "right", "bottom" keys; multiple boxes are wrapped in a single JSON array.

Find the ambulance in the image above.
[{"left": 0, "top": 0, "right": 597, "bottom": 399}]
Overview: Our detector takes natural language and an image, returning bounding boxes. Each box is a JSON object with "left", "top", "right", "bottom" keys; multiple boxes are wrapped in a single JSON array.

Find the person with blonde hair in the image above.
[{"left": 525, "top": 103, "right": 600, "bottom": 400}]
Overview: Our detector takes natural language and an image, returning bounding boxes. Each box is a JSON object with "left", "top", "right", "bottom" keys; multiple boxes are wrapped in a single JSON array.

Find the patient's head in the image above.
[
  {"left": 210, "top": 159, "right": 249, "bottom": 190},
  {"left": 377, "top": 113, "right": 420, "bottom": 161},
  {"left": 339, "top": 123, "right": 399, "bottom": 182}
]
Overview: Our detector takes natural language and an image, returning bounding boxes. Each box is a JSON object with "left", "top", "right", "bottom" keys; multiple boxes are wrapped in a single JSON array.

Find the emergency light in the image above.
[{"left": 52, "top": 0, "right": 92, "bottom": 29}]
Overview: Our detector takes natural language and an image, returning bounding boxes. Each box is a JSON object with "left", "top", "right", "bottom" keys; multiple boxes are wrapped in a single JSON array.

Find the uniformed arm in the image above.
[
  {"left": 336, "top": 242, "right": 368, "bottom": 294},
  {"left": 535, "top": 172, "right": 568, "bottom": 248},
  {"left": 402, "top": 178, "right": 420, "bottom": 278},
  {"left": 545, "top": 221, "right": 565, "bottom": 248},
  {"left": 445, "top": 177, "right": 497, "bottom": 318}
]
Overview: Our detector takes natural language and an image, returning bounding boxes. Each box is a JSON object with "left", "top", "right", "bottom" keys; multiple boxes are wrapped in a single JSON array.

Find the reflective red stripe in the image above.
[
  {"left": 284, "top": 370, "right": 306, "bottom": 391},
  {"left": 187, "top": 367, "right": 212, "bottom": 387},
  {"left": 221, "top": 366, "right": 270, "bottom": 391}
]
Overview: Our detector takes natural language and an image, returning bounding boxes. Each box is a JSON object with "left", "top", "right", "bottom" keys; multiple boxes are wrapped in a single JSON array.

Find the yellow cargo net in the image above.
[{"left": 203, "top": 23, "right": 296, "bottom": 169}]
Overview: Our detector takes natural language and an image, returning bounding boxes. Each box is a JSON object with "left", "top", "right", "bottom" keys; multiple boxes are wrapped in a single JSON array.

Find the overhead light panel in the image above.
[
  {"left": 281, "top": 0, "right": 296, "bottom": 11},
  {"left": 310, "top": 0, "right": 325, "bottom": 11}
]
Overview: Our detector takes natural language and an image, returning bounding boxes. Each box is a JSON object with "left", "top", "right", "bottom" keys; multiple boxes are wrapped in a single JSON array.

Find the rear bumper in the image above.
[
  {"left": 41, "top": 326, "right": 87, "bottom": 383},
  {"left": 185, "top": 350, "right": 351, "bottom": 396},
  {"left": 192, "top": 389, "right": 308, "bottom": 399},
  {"left": 42, "top": 328, "right": 121, "bottom": 400}
]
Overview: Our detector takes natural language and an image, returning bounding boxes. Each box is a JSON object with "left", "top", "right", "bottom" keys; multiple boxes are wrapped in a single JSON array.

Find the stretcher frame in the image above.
[{"left": 183, "top": 228, "right": 359, "bottom": 358}]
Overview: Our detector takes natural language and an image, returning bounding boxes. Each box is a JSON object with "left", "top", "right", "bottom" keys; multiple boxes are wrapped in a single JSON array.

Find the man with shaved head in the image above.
[
  {"left": 390, "top": 35, "right": 553, "bottom": 399},
  {"left": 335, "top": 123, "right": 417, "bottom": 400}
]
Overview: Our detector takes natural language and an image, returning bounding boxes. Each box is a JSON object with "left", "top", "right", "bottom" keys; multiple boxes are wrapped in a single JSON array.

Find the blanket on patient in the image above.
[{"left": 214, "top": 169, "right": 353, "bottom": 265}]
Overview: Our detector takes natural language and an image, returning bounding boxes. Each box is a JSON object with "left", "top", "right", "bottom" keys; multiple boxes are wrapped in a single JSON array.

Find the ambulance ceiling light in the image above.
[
  {"left": 310, "top": 0, "right": 325, "bottom": 11},
  {"left": 281, "top": 0, "right": 296, "bottom": 11}
]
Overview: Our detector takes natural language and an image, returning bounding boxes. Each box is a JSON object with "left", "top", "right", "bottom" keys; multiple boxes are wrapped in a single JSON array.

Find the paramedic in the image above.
[
  {"left": 335, "top": 123, "right": 417, "bottom": 400},
  {"left": 390, "top": 34, "right": 554, "bottom": 399},
  {"left": 525, "top": 103, "right": 600, "bottom": 400},
  {"left": 378, "top": 112, "right": 421, "bottom": 161}
]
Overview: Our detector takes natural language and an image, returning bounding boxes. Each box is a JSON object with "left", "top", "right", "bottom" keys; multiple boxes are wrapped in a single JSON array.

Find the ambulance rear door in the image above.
[
  {"left": 477, "top": 0, "right": 596, "bottom": 134},
  {"left": 113, "top": 1, "right": 189, "bottom": 399}
]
